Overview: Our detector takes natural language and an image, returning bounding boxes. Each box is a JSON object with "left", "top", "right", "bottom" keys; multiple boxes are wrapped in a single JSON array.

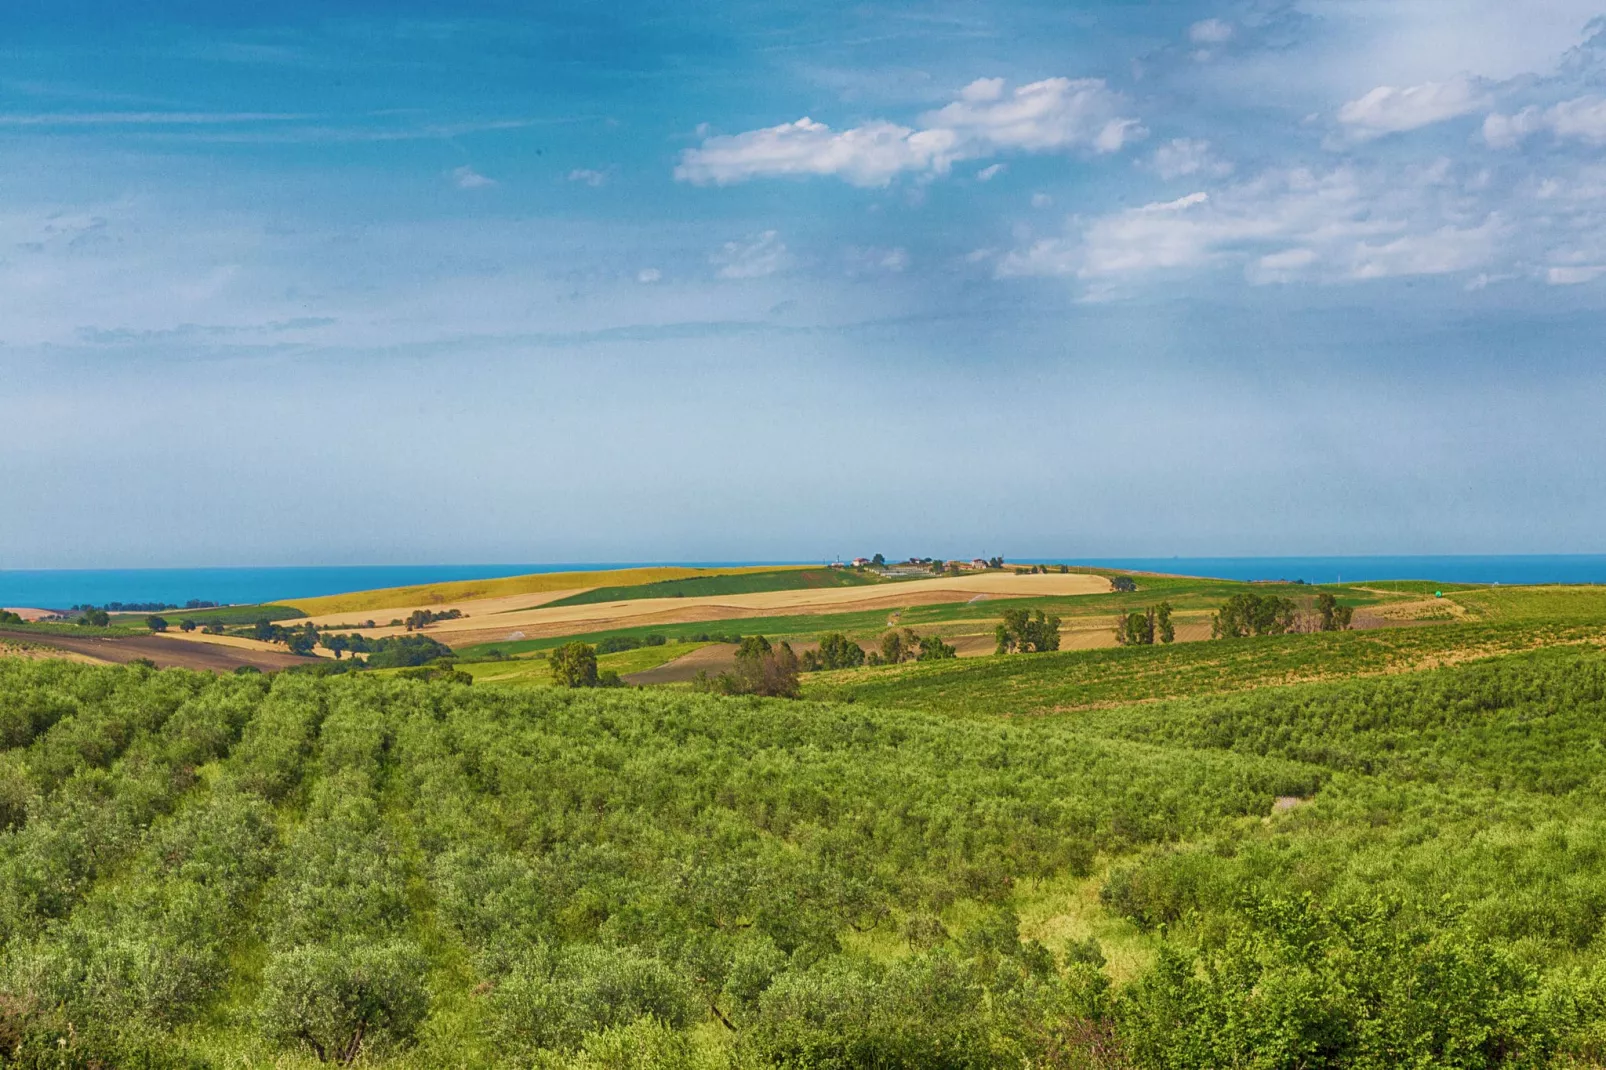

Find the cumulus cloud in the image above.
[
  {"left": 998, "top": 166, "right": 1504, "bottom": 287},
  {"left": 675, "top": 77, "right": 1142, "bottom": 187},
  {"left": 451, "top": 166, "right": 496, "bottom": 189},
  {"left": 711, "top": 231, "right": 789, "bottom": 279},
  {"left": 975, "top": 163, "right": 1007, "bottom": 182},
  {"left": 1148, "top": 138, "right": 1233, "bottom": 180},
  {"left": 1485, "top": 96, "right": 1606, "bottom": 147},
  {"left": 636, "top": 268, "right": 662, "bottom": 284},
  {"left": 1335, "top": 76, "right": 1487, "bottom": 139},
  {"left": 567, "top": 168, "right": 609, "bottom": 186}
]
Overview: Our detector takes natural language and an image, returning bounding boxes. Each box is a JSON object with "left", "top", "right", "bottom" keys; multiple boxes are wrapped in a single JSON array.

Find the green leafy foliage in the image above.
[
  {"left": 550, "top": 642, "right": 600, "bottom": 688},
  {"left": 2, "top": 642, "right": 1606, "bottom": 1065},
  {"left": 1212, "top": 591, "right": 1300, "bottom": 638},
  {"left": 1316, "top": 591, "right": 1354, "bottom": 631},
  {"left": 802, "top": 633, "right": 866, "bottom": 672},
  {"left": 996, "top": 608, "right": 1061, "bottom": 654},
  {"left": 697, "top": 635, "right": 802, "bottom": 697}
]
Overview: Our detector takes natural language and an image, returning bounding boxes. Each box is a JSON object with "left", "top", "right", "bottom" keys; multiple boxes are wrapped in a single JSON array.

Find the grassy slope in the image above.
[
  {"left": 1451, "top": 584, "right": 1606, "bottom": 622},
  {"left": 282, "top": 565, "right": 810, "bottom": 617},
  {"left": 804, "top": 619, "right": 1606, "bottom": 716},
  {"left": 539, "top": 567, "right": 883, "bottom": 608},
  {"left": 451, "top": 643, "right": 711, "bottom": 686}
]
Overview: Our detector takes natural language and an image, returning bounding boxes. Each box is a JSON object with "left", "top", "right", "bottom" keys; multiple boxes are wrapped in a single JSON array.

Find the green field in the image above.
[
  {"left": 1452, "top": 584, "right": 1606, "bottom": 622},
  {"left": 446, "top": 642, "right": 712, "bottom": 686},
  {"left": 803, "top": 618, "right": 1606, "bottom": 715},
  {"left": 111, "top": 604, "right": 308, "bottom": 627},
  {"left": 7, "top": 584, "right": 1606, "bottom": 1067},
  {"left": 538, "top": 568, "right": 884, "bottom": 609}
]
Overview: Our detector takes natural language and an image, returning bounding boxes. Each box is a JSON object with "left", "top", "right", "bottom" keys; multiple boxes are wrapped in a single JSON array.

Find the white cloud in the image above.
[
  {"left": 1335, "top": 77, "right": 1486, "bottom": 139},
  {"left": 1546, "top": 264, "right": 1606, "bottom": 284},
  {"left": 637, "top": 268, "right": 662, "bottom": 284},
  {"left": 1148, "top": 138, "right": 1233, "bottom": 181},
  {"left": 1189, "top": 18, "right": 1235, "bottom": 45},
  {"left": 675, "top": 77, "right": 1141, "bottom": 187},
  {"left": 1485, "top": 96, "right": 1606, "bottom": 147},
  {"left": 567, "top": 168, "right": 610, "bottom": 186},
  {"left": 975, "top": 163, "right": 1007, "bottom": 182},
  {"left": 1031, "top": 192, "right": 1053, "bottom": 209},
  {"left": 1350, "top": 217, "right": 1505, "bottom": 278},
  {"left": 1250, "top": 247, "right": 1319, "bottom": 284},
  {"left": 451, "top": 166, "right": 496, "bottom": 190},
  {"left": 711, "top": 231, "right": 789, "bottom": 279},
  {"left": 998, "top": 166, "right": 1504, "bottom": 288}
]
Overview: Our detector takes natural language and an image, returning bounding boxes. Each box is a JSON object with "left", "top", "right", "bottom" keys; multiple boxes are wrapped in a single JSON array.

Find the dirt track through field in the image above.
[{"left": 0, "top": 630, "right": 307, "bottom": 672}]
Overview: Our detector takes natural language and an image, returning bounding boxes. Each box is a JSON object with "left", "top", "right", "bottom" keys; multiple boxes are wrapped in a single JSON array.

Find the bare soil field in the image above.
[{"left": 0, "top": 629, "right": 307, "bottom": 672}]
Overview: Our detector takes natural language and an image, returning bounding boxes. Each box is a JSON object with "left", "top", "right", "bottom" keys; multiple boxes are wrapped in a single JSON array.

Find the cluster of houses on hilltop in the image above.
[{"left": 835, "top": 556, "right": 1002, "bottom": 573}]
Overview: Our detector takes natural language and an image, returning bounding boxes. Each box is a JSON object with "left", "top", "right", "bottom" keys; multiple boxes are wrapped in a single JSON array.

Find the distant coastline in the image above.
[
  {"left": 4, "top": 555, "right": 1605, "bottom": 611},
  {"left": 0, "top": 563, "right": 791, "bottom": 610},
  {"left": 1060, "top": 555, "right": 1606, "bottom": 586}
]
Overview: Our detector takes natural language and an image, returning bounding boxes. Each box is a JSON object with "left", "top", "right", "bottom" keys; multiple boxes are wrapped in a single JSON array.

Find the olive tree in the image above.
[{"left": 549, "top": 642, "right": 600, "bottom": 688}]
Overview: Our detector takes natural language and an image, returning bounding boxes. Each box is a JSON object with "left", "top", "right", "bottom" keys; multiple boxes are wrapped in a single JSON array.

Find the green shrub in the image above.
[
  {"left": 490, "top": 945, "right": 698, "bottom": 1056},
  {"left": 258, "top": 939, "right": 429, "bottom": 1063}
]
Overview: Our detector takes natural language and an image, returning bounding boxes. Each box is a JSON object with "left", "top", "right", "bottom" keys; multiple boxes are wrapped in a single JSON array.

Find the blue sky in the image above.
[{"left": 4, "top": 0, "right": 1606, "bottom": 566}]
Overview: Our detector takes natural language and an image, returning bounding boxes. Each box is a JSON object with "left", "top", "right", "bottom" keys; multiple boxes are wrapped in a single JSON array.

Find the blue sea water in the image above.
[
  {"left": 4, "top": 556, "right": 1606, "bottom": 610},
  {"left": 0, "top": 563, "right": 771, "bottom": 610},
  {"left": 1062, "top": 555, "right": 1606, "bottom": 586}
]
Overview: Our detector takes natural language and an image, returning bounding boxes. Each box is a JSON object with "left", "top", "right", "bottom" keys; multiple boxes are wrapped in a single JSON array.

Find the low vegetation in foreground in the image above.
[{"left": 4, "top": 613, "right": 1606, "bottom": 1067}]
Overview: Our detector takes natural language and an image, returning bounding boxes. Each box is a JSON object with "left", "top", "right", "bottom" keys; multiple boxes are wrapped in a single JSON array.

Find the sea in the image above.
[
  {"left": 0, "top": 563, "right": 770, "bottom": 611},
  {"left": 3, "top": 555, "right": 1605, "bottom": 610},
  {"left": 1062, "top": 555, "right": 1606, "bottom": 586}
]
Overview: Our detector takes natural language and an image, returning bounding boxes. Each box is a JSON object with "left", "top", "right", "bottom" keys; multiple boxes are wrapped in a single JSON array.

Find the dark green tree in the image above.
[
  {"left": 1115, "top": 611, "right": 1155, "bottom": 646},
  {"left": 701, "top": 635, "right": 801, "bottom": 697},
  {"left": 1157, "top": 602, "right": 1175, "bottom": 644},
  {"left": 145, "top": 615, "right": 168, "bottom": 633},
  {"left": 1211, "top": 593, "right": 1299, "bottom": 638},
  {"left": 549, "top": 642, "right": 600, "bottom": 688},
  {"left": 1317, "top": 591, "right": 1354, "bottom": 632},
  {"left": 819, "top": 633, "right": 866, "bottom": 670},
  {"left": 996, "top": 608, "right": 1061, "bottom": 654},
  {"left": 286, "top": 628, "right": 318, "bottom": 657}
]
